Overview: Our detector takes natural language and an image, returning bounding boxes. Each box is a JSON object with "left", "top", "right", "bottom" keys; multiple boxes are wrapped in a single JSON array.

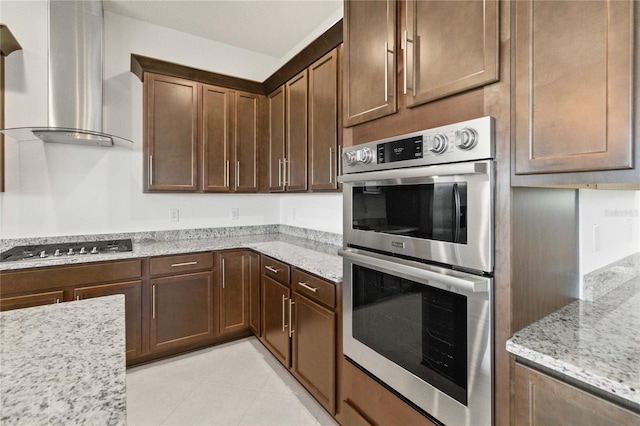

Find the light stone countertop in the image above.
[
  {"left": 0, "top": 232, "right": 343, "bottom": 283},
  {"left": 506, "top": 277, "right": 640, "bottom": 412},
  {"left": 0, "top": 295, "right": 127, "bottom": 425}
]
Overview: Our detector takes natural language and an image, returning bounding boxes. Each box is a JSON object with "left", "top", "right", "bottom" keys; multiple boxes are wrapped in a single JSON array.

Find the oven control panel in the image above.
[{"left": 341, "top": 116, "right": 494, "bottom": 174}]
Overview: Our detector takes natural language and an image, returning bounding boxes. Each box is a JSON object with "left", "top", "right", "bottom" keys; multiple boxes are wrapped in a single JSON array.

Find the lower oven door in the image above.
[{"left": 340, "top": 247, "right": 493, "bottom": 426}]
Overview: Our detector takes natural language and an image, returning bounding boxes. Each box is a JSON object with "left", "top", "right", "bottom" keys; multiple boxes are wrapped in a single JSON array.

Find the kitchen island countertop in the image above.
[
  {"left": 0, "top": 230, "right": 343, "bottom": 283},
  {"left": 507, "top": 276, "right": 640, "bottom": 412},
  {"left": 0, "top": 295, "right": 127, "bottom": 425}
]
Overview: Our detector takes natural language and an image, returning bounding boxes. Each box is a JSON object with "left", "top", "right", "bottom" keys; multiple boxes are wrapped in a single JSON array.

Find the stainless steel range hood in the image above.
[{"left": 1, "top": 0, "right": 133, "bottom": 148}]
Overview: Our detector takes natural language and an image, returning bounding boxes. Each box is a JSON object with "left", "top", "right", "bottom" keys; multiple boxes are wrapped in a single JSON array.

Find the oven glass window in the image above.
[
  {"left": 352, "top": 182, "right": 467, "bottom": 244},
  {"left": 352, "top": 264, "right": 468, "bottom": 404}
]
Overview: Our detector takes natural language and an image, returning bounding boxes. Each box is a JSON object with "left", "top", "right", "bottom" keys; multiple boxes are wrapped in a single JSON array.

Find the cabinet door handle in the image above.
[
  {"left": 152, "top": 284, "right": 156, "bottom": 320},
  {"left": 225, "top": 160, "right": 230, "bottom": 188},
  {"left": 170, "top": 261, "right": 198, "bottom": 267},
  {"left": 278, "top": 159, "right": 282, "bottom": 186},
  {"left": 149, "top": 154, "right": 154, "bottom": 186},
  {"left": 282, "top": 295, "right": 288, "bottom": 332},
  {"left": 76, "top": 295, "right": 80, "bottom": 301},
  {"left": 55, "top": 298, "right": 60, "bottom": 304},
  {"left": 282, "top": 158, "right": 288, "bottom": 187},
  {"left": 265, "top": 265, "right": 280, "bottom": 273},
  {"left": 329, "top": 147, "right": 333, "bottom": 183},
  {"left": 222, "top": 258, "right": 226, "bottom": 289},
  {"left": 289, "top": 299, "right": 295, "bottom": 338},
  {"left": 337, "top": 145, "right": 342, "bottom": 177},
  {"left": 297, "top": 281, "right": 318, "bottom": 293},
  {"left": 236, "top": 161, "right": 240, "bottom": 191},
  {"left": 403, "top": 30, "right": 414, "bottom": 95},
  {"left": 384, "top": 42, "right": 394, "bottom": 102}
]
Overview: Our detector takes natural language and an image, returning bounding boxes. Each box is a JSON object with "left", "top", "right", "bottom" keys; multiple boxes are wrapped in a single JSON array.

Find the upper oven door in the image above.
[{"left": 340, "top": 160, "right": 493, "bottom": 274}]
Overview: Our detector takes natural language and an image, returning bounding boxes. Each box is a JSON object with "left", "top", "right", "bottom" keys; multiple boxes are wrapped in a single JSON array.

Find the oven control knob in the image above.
[
  {"left": 39, "top": 250, "right": 48, "bottom": 258},
  {"left": 91, "top": 246, "right": 99, "bottom": 254},
  {"left": 54, "top": 249, "right": 62, "bottom": 257},
  {"left": 79, "top": 247, "right": 87, "bottom": 255},
  {"left": 67, "top": 248, "right": 75, "bottom": 256},
  {"left": 344, "top": 150, "right": 357, "bottom": 166},
  {"left": 455, "top": 128, "right": 478, "bottom": 150},
  {"left": 357, "top": 147, "right": 374, "bottom": 164},
  {"left": 427, "top": 134, "right": 449, "bottom": 154}
]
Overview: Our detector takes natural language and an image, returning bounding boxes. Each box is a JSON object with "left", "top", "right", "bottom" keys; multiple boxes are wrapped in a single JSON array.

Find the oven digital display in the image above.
[{"left": 377, "top": 136, "right": 423, "bottom": 164}]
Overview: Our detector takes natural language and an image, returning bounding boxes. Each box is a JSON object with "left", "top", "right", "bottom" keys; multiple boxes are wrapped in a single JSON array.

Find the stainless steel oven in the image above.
[{"left": 339, "top": 116, "right": 494, "bottom": 425}]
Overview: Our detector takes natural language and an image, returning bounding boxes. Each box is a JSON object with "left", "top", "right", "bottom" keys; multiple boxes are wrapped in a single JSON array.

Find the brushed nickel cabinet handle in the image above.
[
  {"left": 170, "top": 261, "right": 198, "bottom": 267},
  {"left": 282, "top": 295, "right": 288, "bottom": 332},
  {"left": 225, "top": 160, "right": 230, "bottom": 188},
  {"left": 297, "top": 282, "right": 318, "bottom": 293},
  {"left": 265, "top": 265, "right": 280, "bottom": 273},
  {"left": 329, "top": 147, "right": 333, "bottom": 183},
  {"left": 384, "top": 42, "right": 394, "bottom": 102},
  {"left": 55, "top": 298, "right": 60, "bottom": 304},
  {"left": 152, "top": 284, "right": 156, "bottom": 319},
  {"left": 337, "top": 145, "right": 342, "bottom": 177},
  {"left": 289, "top": 299, "right": 295, "bottom": 338},
  {"left": 236, "top": 161, "right": 240, "bottom": 190},
  {"left": 222, "top": 258, "right": 226, "bottom": 289},
  {"left": 278, "top": 159, "right": 283, "bottom": 186},
  {"left": 403, "top": 30, "right": 414, "bottom": 95},
  {"left": 149, "top": 154, "right": 154, "bottom": 186}
]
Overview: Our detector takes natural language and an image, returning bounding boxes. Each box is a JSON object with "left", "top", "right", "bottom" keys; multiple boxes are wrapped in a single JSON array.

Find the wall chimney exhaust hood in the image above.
[{"left": 1, "top": 0, "right": 133, "bottom": 148}]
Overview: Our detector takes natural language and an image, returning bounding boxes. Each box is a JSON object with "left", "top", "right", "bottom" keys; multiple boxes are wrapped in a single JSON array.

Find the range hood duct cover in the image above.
[{"left": 1, "top": 0, "right": 133, "bottom": 148}]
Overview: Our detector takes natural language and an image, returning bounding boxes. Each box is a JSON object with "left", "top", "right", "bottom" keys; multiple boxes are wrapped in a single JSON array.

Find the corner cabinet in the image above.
[
  {"left": 343, "top": 0, "right": 397, "bottom": 127},
  {"left": 217, "top": 250, "right": 259, "bottom": 335},
  {"left": 514, "top": 363, "right": 640, "bottom": 425},
  {"left": 512, "top": 0, "right": 636, "bottom": 184},
  {"left": 144, "top": 72, "right": 261, "bottom": 193}
]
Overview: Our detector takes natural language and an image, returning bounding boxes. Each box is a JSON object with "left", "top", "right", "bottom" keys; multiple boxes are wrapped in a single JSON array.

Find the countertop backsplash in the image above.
[{"left": 583, "top": 252, "right": 640, "bottom": 301}]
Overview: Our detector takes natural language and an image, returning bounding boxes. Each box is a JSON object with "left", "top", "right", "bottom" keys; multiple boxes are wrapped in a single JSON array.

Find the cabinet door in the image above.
[
  {"left": 0, "top": 290, "right": 63, "bottom": 312},
  {"left": 234, "top": 91, "right": 259, "bottom": 192},
  {"left": 219, "top": 251, "right": 250, "bottom": 335},
  {"left": 343, "top": 0, "right": 397, "bottom": 127},
  {"left": 150, "top": 271, "right": 215, "bottom": 352},
  {"left": 405, "top": 0, "right": 498, "bottom": 107},
  {"left": 74, "top": 280, "right": 143, "bottom": 361},
  {"left": 286, "top": 70, "right": 308, "bottom": 191},
  {"left": 309, "top": 49, "right": 339, "bottom": 191},
  {"left": 514, "top": 363, "right": 640, "bottom": 425},
  {"left": 144, "top": 73, "right": 199, "bottom": 191},
  {"left": 261, "top": 275, "right": 291, "bottom": 367},
  {"left": 513, "top": 1, "right": 634, "bottom": 175},
  {"left": 268, "top": 86, "right": 286, "bottom": 191},
  {"left": 292, "top": 293, "right": 336, "bottom": 414},
  {"left": 202, "top": 84, "right": 232, "bottom": 192}
]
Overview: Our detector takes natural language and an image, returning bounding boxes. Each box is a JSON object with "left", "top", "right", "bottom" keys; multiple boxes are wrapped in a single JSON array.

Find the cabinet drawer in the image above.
[
  {"left": 0, "top": 259, "right": 143, "bottom": 295},
  {"left": 261, "top": 256, "right": 290, "bottom": 285},
  {"left": 149, "top": 252, "right": 214, "bottom": 276},
  {"left": 292, "top": 268, "right": 335, "bottom": 308},
  {"left": 0, "top": 291, "right": 64, "bottom": 312}
]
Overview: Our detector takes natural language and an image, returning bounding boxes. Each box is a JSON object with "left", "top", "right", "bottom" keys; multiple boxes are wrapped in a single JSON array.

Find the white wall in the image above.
[
  {"left": 0, "top": 0, "right": 343, "bottom": 239},
  {"left": 579, "top": 189, "right": 640, "bottom": 289}
]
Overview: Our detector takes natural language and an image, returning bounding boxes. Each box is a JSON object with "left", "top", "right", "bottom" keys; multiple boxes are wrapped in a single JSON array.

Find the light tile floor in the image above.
[{"left": 126, "top": 337, "right": 339, "bottom": 426}]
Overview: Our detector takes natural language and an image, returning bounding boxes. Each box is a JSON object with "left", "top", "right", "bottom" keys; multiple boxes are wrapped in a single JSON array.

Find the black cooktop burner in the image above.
[{"left": 0, "top": 239, "right": 133, "bottom": 262}]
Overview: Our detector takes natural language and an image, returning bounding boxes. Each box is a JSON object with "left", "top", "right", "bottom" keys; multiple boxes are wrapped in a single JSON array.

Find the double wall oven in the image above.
[{"left": 339, "top": 117, "right": 494, "bottom": 425}]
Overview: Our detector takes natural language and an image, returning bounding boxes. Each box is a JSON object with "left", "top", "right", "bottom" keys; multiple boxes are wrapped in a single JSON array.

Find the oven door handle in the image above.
[
  {"left": 453, "top": 183, "right": 461, "bottom": 243},
  {"left": 338, "top": 248, "right": 489, "bottom": 293},
  {"left": 338, "top": 161, "right": 488, "bottom": 183}
]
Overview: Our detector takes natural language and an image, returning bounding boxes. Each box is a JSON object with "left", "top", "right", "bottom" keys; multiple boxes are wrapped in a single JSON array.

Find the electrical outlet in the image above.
[
  {"left": 231, "top": 208, "right": 239, "bottom": 220},
  {"left": 170, "top": 208, "right": 179, "bottom": 222}
]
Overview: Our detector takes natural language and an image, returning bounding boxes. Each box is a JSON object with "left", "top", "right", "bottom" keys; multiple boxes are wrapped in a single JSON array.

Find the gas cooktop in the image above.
[{"left": 0, "top": 239, "right": 133, "bottom": 262}]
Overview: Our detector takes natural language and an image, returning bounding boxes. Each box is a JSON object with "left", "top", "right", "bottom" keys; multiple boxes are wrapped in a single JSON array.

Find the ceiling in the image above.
[{"left": 102, "top": 0, "right": 343, "bottom": 59}]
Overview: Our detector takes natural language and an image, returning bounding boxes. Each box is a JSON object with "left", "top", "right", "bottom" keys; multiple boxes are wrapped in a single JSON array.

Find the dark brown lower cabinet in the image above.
[
  {"left": 150, "top": 271, "right": 215, "bottom": 353},
  {"left": 291, "top": 292, "right": 336, "bottom": 414},
  {"left": 74, "top": 280, "right": 143, "bottom": 360},
  {"left": 261, "top": 275, "right": 291, "bottom": 366},
  {"left": 218, "top": 250, "right": 259, "bottom": 335},
  {"left": 514, "top": 363, "right": 640, "bottom": 425},
  {"left": 0, "top": 290, "right": 64, "bottom": 312}
]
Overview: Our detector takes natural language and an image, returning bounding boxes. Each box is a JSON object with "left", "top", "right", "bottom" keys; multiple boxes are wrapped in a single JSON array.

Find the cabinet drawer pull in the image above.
[
  {"left": 297, "top": 282, "right": 318, "bottom": 293},
  {"left": 265, "top": 265, "right": 280, "bottom": 273},
  {"left": 76, "top": 295, "right": 80, "bottom": 301},
  {"left": 170, "top": 261, "right": 198, "bottom": 267},
  {"left": 152, "top": 284, "right": 156, "bottom": 319},
  {"left": 55, "top": 298, "right": 60, "bottom": 304}
]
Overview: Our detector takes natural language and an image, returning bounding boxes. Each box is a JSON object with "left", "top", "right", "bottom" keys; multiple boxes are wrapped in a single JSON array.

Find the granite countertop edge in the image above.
[
  {"left": 0, "top": 233, "right": 344, "bottom": 283},
  {"left": 506, "top": 276, "right": 640, "bottom": 411}
]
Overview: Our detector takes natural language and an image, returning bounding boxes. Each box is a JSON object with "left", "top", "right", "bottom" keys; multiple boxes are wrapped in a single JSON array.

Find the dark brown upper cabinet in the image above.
[
  {"left": 403, "top": 0, "right": 499, "bottom": 108},
  {"left": 343, "top": 0, "right": 499, "bottom": 128},
  {"left": 202, "top": 86, "right": 260, "bottom": 193},
  {"left": 268, "top": 70, "right": 309, "bottom": 192},
  {"left": 308, "top": 49, "right": 341, "bottom": 191},
  {"left": 343, "top": 0, "right": 397, "bottom": 127},
  {"left": 513, "top": 0, "right": 636, "bottom": 184},
  {"left": 144, "top": 73, "right": 199, "bottom": 192},
  {"left": 144, "top": 72, "right": 261, "bottom": 193}
]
